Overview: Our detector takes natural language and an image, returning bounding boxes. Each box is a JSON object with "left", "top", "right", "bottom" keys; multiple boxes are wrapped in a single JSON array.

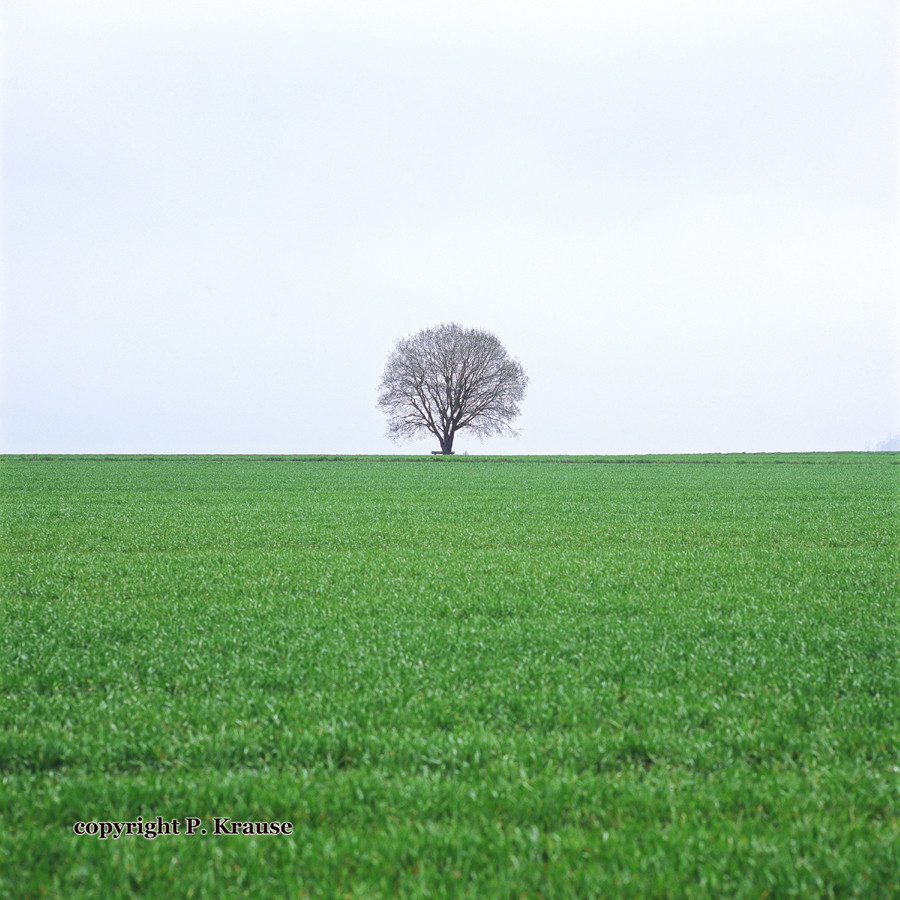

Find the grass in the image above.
[{"left": 1, "top": 453, "right": 898, "bottom": 897}]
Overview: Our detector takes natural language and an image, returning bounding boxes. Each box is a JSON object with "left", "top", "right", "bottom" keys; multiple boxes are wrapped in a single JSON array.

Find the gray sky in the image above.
[{"left": 2, "top": 0, "right": 898, "bottom": 454}]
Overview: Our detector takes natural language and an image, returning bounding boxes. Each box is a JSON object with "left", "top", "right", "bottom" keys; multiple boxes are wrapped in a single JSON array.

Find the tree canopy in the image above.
[{"left": 377, "top": 323, "right": 528, "bottom": 454}]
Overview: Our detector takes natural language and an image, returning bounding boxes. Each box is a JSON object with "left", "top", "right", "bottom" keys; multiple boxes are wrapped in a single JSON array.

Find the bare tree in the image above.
[{"left": 378, "top": 323, "right": 528, "bottom": 454}]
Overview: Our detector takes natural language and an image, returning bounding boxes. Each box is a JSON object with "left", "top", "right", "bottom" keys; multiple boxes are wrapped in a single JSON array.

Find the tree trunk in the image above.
[{"left": 439, "top": 432, "right": 454, "bottom": 454}]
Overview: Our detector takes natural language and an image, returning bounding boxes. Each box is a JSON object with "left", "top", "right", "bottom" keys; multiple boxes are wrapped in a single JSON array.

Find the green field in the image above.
[{"left": 1, "top": 453, "right": 898, "bottom": 898}]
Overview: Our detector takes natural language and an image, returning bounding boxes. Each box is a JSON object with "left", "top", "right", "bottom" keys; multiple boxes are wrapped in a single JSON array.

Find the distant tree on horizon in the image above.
[{"left": 377, "top": 323, "right": 528, "bottom": 455}]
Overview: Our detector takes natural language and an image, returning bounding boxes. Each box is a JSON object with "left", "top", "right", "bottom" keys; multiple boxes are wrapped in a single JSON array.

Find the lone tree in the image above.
[{"left": 378, "top": 322, "right": 528, "bottom": 455}]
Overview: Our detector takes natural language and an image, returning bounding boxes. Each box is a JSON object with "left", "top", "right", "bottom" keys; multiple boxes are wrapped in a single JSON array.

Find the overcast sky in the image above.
[{"left": 2, "top": 1, "right": 897, "bottom": 454}]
